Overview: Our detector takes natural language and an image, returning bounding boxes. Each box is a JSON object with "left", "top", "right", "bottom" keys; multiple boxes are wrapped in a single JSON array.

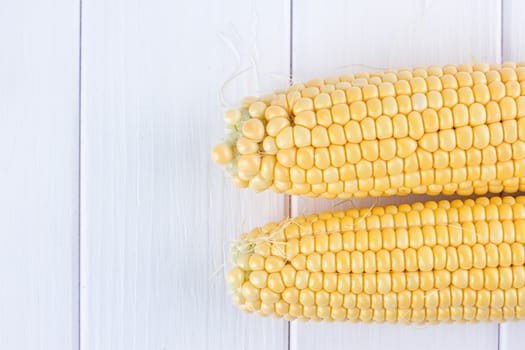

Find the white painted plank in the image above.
[
  {"left": 499, "top": 0, "right": 525, "bottom": 348},
  {"left": 502, "top": 0, "right": 525, "bottom": 63},
  {"left": 81, "top": 1, "right": 289, "bottom": 349},
  {"left": 500, "top": 322, "right": 525, "bottom": 350},
  {"left": 291, "top": 322, "right": 497, "bottom": 350},
  {"left": 291, "top": 0, "right": 501, "bottom": 349},
  {"left": 292, "top": 0, "right": 501, "bottom": 82},
  {"left": 0, "top": 1, "right": 79, "bottom": 349}
]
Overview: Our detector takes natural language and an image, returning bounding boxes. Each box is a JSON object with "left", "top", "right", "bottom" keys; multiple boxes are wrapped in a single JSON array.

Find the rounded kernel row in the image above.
[{"left": 239, "top": 301, "right": 525, "bottom": 323}]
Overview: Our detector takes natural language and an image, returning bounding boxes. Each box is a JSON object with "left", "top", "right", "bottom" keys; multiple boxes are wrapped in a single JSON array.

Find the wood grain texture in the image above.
[
  {"left": 0, "top": 1, "right": 79, "bottom": 349},
  {"left": 500, "top": 0, "right": 525, "bottom": 348},
  {"left": 80, "top": 0, "right": 290, "bottom": 349},
  {"left": 501, "top": 321, "right": 525, "bottom": 350},
  {"left": 502, "top": 0, "right": 525, "bottom": 63},
  {"left": 291, "top": 0, "right": 502, "bottom": 349},
  {"left": 292, "top": 0, "right": 501, "bottom": 82},
  {"left": 291, "top": 322, "right": 497, "bottom": 350}
]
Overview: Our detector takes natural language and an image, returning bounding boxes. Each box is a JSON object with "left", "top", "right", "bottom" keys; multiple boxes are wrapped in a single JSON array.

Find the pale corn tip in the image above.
[
  {"left": 211, "top": 143, "right": 233, "bottom": 164},
  {"left": 224, "top": 109, "right": 242, "bottom": 125}
]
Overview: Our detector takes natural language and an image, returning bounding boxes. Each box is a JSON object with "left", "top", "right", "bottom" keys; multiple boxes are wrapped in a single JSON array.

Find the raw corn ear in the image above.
[
  {"left": 212, "top": 62, "right": 525, "bottom": 199},
  {"left": 226, "top": 195, "right": 525, "bottom": 324}
]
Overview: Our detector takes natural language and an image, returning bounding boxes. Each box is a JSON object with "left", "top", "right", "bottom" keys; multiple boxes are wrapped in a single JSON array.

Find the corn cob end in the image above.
[{"left": 212, "top": 99, "right": 282, "bottom": 191}]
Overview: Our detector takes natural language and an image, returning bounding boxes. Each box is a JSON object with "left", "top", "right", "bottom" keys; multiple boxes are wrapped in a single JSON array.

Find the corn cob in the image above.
[
  {"left": 226, "top": 195, "right": 525, "bottom": 323},
  {"left": 212, "top": 62, "right": 525, "bottom": 199}
]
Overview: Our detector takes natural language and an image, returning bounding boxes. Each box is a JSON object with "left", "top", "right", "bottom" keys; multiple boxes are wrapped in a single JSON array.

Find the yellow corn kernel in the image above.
[
  {"left": 243, "top": 118, "right": 265, "bottom": 142},
  {"left": 316, "top": 109, "right": 332, "bottom": 127},
  {"left": 265, "top": 105, "right": 288, "bottom": 120}
]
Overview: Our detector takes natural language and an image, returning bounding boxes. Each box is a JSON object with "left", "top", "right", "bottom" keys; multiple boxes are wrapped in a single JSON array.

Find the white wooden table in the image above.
[{"left": 2, "top": 0, "right": 525, "bottom": 349}]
